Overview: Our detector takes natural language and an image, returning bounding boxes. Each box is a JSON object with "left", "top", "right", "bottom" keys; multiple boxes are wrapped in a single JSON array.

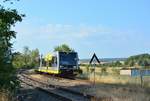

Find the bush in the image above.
[
  {"left": 112, "top": 69, "right": 120, "bottom": 75},
  {"left": 101, "top": 67, "right": 108, "bottom": 75},
  {"left": 0, "top": 89, "right": 15, "bottom": 101}
]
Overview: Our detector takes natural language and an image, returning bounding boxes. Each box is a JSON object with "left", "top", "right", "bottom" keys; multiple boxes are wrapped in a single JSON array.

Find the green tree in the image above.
[
  {"left": 12, "top": 52, "right": 24, "bottom": 68},
  {"left": 12, "top": 47, "right": 40, "bottom": 68},
  {"left": 54, "top": 44, "right": 74, "bottom": 52},
  {"left": 114, "top": 61, "right": 122, "bottom": 67},
  {"left": 22, "top": 46, "right": 31, "bottom": 67},
  {"left": 125, "top": 53, "right": 150, "bottom": 67},
  {"left": 0, "top": 0, "right": 24, "bottom": 91},
  {"left": 30, "top": 48, "right": 40, "bottom": 67}
]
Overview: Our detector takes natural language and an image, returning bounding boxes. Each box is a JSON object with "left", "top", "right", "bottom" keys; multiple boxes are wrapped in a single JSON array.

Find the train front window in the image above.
[{"left": 59, "top": 52, "right": 77, "bottom": 66}]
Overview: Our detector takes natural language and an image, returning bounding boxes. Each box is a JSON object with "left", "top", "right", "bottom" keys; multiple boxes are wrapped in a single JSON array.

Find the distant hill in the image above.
[
  {"left": 80, "top": 58, "right": 127, "bottom": 63},
  {"left": 125, "top": 53, "right": 150, "bottom": 66}
]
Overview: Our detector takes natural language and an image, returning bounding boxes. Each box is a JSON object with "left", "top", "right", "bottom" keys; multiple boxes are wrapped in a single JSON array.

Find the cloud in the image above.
[
  {"left": 14, "top": 22, "right": 139, "bottom": 42},
  {"left": 36, "top": 24, "right": 119, "bottom": 39},
  {"left": 13, "top": 23, "right": 139, "bottom": 48},
  {"left": 13, "top": 22, "right": 146, "bottom": 58},
  {"left": 13, "top": 23, "right": 110, "bottom": 46}
]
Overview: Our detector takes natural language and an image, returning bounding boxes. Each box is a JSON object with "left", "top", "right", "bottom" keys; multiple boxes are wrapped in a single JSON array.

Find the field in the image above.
[
  {"left": 78, "top": 66, "right": 150, "bottom": 87},
  {"left": 83, "top": 83, "right": 150, "bottom": 101},
  {"left": 76, "top": 66, "right": 150, "bottom": 101}
]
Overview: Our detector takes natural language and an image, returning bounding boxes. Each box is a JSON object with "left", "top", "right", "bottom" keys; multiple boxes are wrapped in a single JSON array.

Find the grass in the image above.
[
  {"left": 0, "top": 92, "right": 9, "bottom": 101},
  {"left": 0, "top": 90, "right": 14, "bottom": 101},
  {"left": 77, "top": 66, "right": 150, "bottom": 101},
  {"left": 84, "top": 84, "right": 150, "bottom": 101},
  {"left": 78, "top": 66, "right": 150, "bottom": 87}
]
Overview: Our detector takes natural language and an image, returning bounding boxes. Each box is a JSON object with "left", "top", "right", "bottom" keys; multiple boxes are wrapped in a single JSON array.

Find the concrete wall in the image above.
[{"left": 120, "top": 70, "right": 131, "bottom": 75}]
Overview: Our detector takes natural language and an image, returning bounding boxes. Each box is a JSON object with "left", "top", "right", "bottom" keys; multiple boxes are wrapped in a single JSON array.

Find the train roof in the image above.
[{"left": 45, "top": 51, "right": 77, "bottom": 56}]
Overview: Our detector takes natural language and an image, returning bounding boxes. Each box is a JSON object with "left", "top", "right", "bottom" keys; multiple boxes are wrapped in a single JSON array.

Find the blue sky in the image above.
[{"left": 1, "top": 0, "right": 150, "bottom": 58}]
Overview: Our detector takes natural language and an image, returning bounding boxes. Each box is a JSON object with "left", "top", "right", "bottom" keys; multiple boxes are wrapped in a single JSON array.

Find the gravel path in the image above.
[
  {"left": 17, "top": 82, "right": 63, "bottom": 101},
  {"left": 29, "top": 74, "right": 92, "bottom": 93}
]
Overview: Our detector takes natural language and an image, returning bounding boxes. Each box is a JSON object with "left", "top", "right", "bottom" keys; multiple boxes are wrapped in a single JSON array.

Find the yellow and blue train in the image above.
[{"left": 37, "top": 51, "right": 80, "bottom": 76}]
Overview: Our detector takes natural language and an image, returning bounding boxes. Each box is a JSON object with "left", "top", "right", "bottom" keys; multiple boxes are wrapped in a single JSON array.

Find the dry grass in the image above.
[
  {"left": 0, "top": 93, "right": 9, "bottom": 101},
  {"left": 0, "top": 90, "right": 13, "bottom": 101},
  {"left": 79, "top": 66, "right": 150, "bottom": 87},
  {"left": 78, "top": 66, "right": 150, "bottom": 101},
  {"left": 82, "top": 84, "right": 150, "bottom": 101},
  {"left": 89, "top": 75, "right": 141, "bottom": 85}
]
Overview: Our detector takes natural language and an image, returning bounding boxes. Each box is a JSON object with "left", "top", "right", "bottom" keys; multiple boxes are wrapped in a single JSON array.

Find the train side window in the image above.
[
  {"left": 54, "top": 57, "right": 57, "bottom": 64},
  {"left": 42, "top": 59, "right": 46, "bottom": 66},
  {"left": 51, "top": 57, "right": 57, "bottom": 67},
  {"left": 48, "top": 60, "right": 52, "bottom": 67}
]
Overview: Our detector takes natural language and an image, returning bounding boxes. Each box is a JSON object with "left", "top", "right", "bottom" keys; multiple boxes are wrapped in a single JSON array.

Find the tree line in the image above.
[
  {"left": 80, "top": 54, "right": 150, "bottom": 68},
  {"left": 125, "top": 53, "right": 150, "bottom": 67},
  {"left": 12, "top": 44, "right": 74, "bottom": 68},
  {"left": 0, "top": 0, "right": 24, "bottom": 98},
  {"left": 12, "top": 46, "right": 40, "bottom": 68}
]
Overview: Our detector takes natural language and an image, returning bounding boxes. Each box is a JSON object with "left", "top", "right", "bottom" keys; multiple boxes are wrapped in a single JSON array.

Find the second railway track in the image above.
[{"left": 18, "top": 74, "right": 91, "bottom": 101}]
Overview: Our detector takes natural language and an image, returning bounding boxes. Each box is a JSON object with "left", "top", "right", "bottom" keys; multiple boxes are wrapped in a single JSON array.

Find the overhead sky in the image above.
[{"left": 1, "top": 0, "right": 150, "bottom": 58}]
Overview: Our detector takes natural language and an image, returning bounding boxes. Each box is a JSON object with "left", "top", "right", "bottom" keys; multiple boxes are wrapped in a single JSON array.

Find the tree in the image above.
[
  {"left": 12, "top": 52, "right": 24, "bottom": 68},
  {"left": 22, "top": 46, "right": 31, "bottom": 66},
  {"left": 125, "top": 53, "right": 150, "bottom": 67},
  {"left": 0, "top": 0, "right": 24, "bottom": 91},
  {"left": 54, "top": 44, "right": 74, "bottom": 52},
  {"left": 30, "top": 48, "right": 40, "bottom": 67},
  {"left": 12, "top": 47, "right": 40, "bottom": 68},
  {"left": 114, "top": 61, "right": 122, "bottom": 67}
]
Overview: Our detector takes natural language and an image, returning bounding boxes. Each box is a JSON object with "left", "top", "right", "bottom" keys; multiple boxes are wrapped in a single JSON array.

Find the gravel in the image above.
[{"left": 17, "top": 82, "right": 62, "bottom": 101}]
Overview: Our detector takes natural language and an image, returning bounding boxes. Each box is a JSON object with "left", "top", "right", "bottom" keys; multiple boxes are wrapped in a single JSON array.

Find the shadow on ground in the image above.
[{"left": 17, "top": 88, "right": 62, "bottom": 101}]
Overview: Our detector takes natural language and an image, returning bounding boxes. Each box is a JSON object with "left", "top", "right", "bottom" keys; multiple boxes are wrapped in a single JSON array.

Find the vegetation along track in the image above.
[{"left": 18, "top": 74, "right": 91, "bottom": 101}]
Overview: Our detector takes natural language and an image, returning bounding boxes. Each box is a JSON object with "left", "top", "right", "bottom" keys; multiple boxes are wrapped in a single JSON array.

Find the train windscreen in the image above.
[{"left": 59, "top": 52, "right": 78, "bottom": 66}]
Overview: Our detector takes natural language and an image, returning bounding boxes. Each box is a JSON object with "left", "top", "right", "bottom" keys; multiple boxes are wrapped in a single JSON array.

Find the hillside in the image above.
[
  {"left": 80, "top": 58, "right": 127, "bottom": 63},
  {"left": 125, "top": 53, "right": 150, "bottom": 66}
]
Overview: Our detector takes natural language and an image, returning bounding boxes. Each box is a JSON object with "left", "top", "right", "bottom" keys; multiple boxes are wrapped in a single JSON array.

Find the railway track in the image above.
[
  {"left": 18, "top": 80, "right": 64, "bottom": 101},
  {"left": 18, "top": 74, "right": 91, "bottom": 101}
]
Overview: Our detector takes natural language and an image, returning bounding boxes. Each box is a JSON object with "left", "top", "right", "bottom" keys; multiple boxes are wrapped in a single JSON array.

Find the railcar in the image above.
[{"left": 37, "top": 51, "right": 80, "bottom": 76}]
